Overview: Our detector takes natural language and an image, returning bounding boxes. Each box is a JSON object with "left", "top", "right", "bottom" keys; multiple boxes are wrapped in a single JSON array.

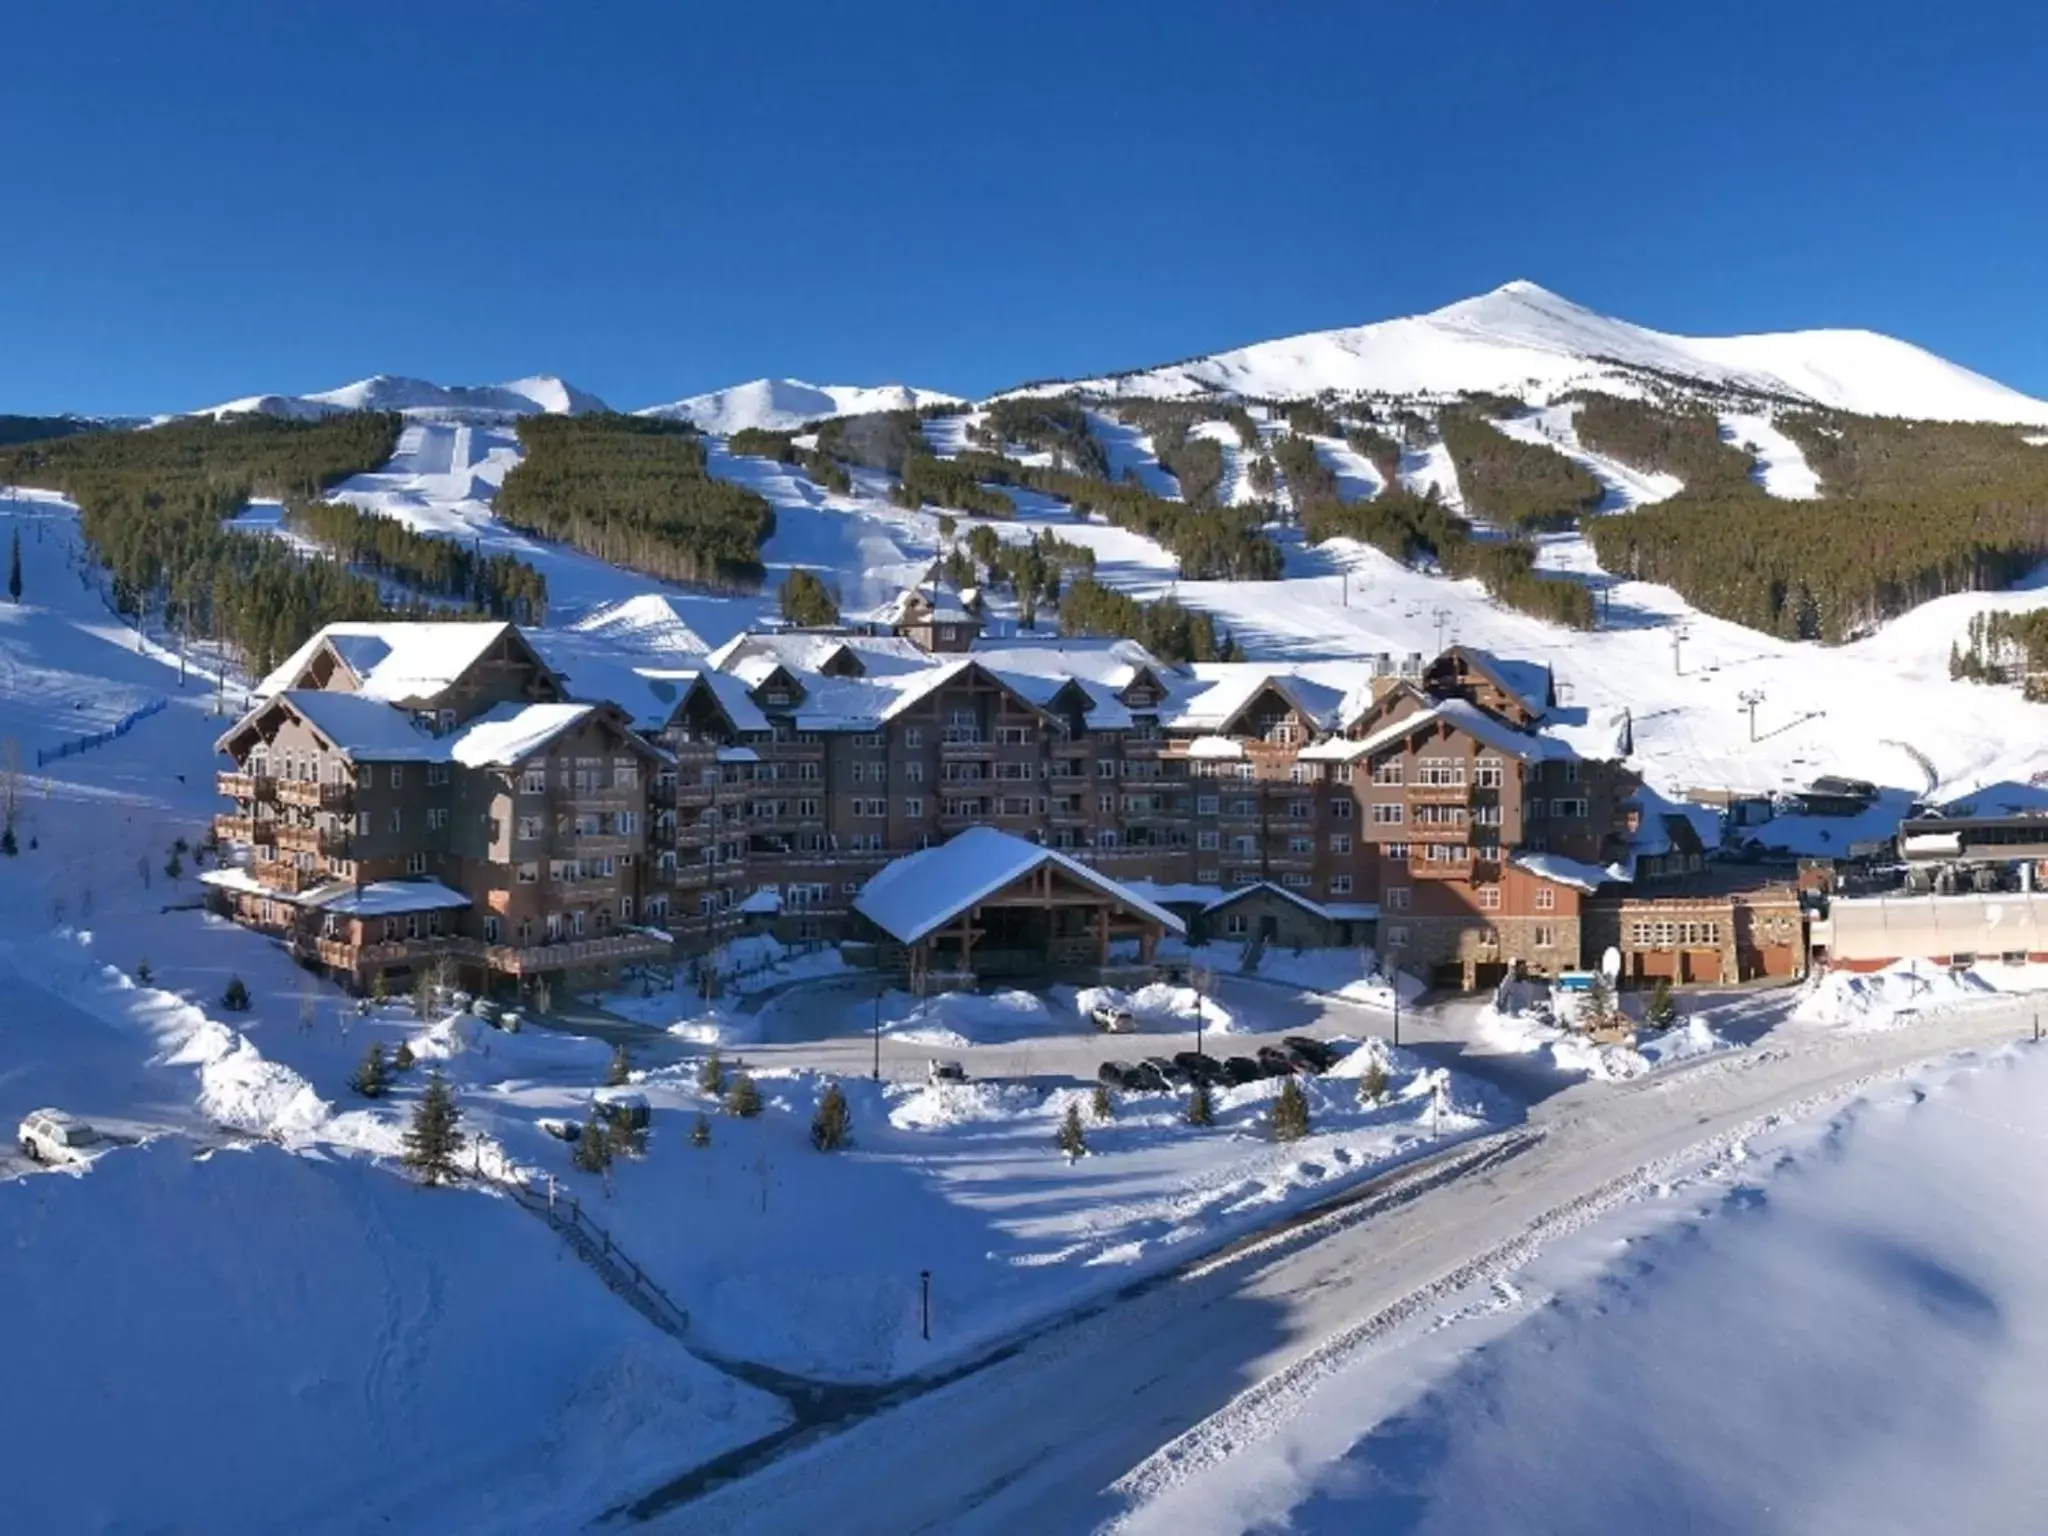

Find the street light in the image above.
[
  {"left": 1386, "top": 945, "right": 1403, "bottom": 1049},
  {"left": 873, "top": 981, "right": 885, "bottom": 1082}
]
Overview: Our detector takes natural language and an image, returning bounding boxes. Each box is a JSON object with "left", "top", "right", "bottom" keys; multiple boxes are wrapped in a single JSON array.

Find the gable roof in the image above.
[
  {"left": 854, "top": 826, "right": 1185, "bottom": 944},
  {"left": 1432, "top": 644, "right": 1552, "bottom": 718},
  {"left": 1202, "top": 881, "right": 1332, "bottom": 921},
  {"left": 216, "top": 690, "right": 450, "bottom": 762},
  {"left": 259, "top": 621, "right": 531, "bottom": 703}
]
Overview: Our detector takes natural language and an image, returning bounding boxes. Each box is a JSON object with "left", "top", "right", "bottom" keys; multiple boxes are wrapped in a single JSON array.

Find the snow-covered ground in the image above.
[
  {"left": 1795, "top": 956, "right": 2048, "bottom": 1029},
  {"left": 1116, "top": 1040, "right": 2048, "bottom": 1536},
  {"left": 1720, "top": 409, "right": 1824, "bottom": 498}
]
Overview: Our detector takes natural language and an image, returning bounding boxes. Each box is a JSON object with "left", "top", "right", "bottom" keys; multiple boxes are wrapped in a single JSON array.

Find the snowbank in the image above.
[
  {"left": 1794, "top": 958, "right": 2048, "bottom": 1029},
  {"left": 1479, "top": 982, "right": 1731, "bottom": 1081},
  {"left": 1076, "top": 981, "right": 1236, "bottom": 1032}
]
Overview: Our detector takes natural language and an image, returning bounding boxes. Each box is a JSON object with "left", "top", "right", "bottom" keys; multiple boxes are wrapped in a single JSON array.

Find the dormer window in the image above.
[
  {"left": 437, "top": 709, "right": 456, "bottom": 733},
  {"left": 765, "top": 689, "right": 790, "bottom": 707}
]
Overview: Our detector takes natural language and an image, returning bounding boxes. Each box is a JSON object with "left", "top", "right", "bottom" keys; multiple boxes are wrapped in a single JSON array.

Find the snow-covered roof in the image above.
[
  {"left": 854, "top": 827, "right": 1186, "bottom": 944},
  {"left": 1185, "top": 736, "right": 1247, "bottom": 760},
  {"left": 200, "top": 867, "right": 471, "bottom": 914},
  {"left": 447, "top": 703, "right": 599, "bottom": 768},
  {"left": 1120, "top": 879, "right": 1227, "bottom": 909},
  {"left": 260, "top": 621, "right": 519, "bottom": 703},
  {"left": 738, "top": 887, "right": 782, "bottom": 914},
  {"left": 1169, "top": 669, "right": 1351, "bottom": 734},
  {"left": 1203, "top": 881, "right": 1332, "bottom": 921},
  {"left": 218, "top": 690, "right": 450, "bottom": 762},
  {"left": 1510, "top": 851, "right": 1627, "bottom": 893}
]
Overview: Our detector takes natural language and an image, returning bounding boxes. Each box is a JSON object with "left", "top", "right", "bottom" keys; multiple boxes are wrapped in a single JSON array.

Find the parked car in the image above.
[
  {"left": 1089, "top": 1000, "right": 1137, "bottom": 1033},
  {"left": 18, "top": 1108, "right": 100, "bottom": 1165},
  {"left": 1173, "top": 1051, "right": 1226, "bottom": 1086},
  {"left": 1255, "top": 1045, "right": 1299, "bottom": 1077},
  {"left": 1222, "top": 1055, "right": 1264, "bottom": 1086},
  {"left": 1097, "top": 1060, "right": 1140, "bottom": 1090},
  {"left": 927, "top": 1058, "right": 968, "bottom": 1085},
  {"left": 1281, "top": 1036, "right": 1339, "bottom": 1073},
  {"left": 1127, "top": 1060, "right": 1171, "bottom": 1093},
  {"left": 1144, "top": 1055, "right": 1190, "bottom": 1086}
]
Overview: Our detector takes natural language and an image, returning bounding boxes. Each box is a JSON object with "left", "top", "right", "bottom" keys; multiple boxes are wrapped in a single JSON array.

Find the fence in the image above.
[
  {"left": 35, "top": 698, "right": 168, "bottom": 768},
  {"left": 501, "top": 1172, "right": 691, "bottom": 1339}
]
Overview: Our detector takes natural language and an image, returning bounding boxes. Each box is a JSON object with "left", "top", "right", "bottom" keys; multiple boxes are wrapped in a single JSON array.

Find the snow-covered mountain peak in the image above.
[
  {"left": 191, "top": 373, "right": 608, "bottom": 423},
  {"left": 635, "top": 378, "right": 964, "bottom": 435},
  {"left": 1052, "top": 283, "right": 2048, "bottom": 427}
]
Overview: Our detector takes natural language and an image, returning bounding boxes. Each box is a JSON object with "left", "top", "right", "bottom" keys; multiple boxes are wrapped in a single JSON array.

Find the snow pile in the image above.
[
  {"left": 889, "top": 1078, "right": 1043, "bottom": 1130},
  {"left": 1077, "top": 981, "right": 1236, "bottom": 1032},
  {"left": 1130, "top": 1045, "right": 2048, "bottom": 1535},
  {"left": 883, "top": 988, "right": 1065, "bottom": 1046},
  {"left": 1479, "top": 982, "right": 1731, "bottom": 1081},
  {"left": 1794, "top": 958, "right": 2048, "bottom": 1029}
]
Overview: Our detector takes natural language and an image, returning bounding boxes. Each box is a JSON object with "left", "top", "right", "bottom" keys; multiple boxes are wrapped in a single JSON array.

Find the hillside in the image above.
[
  {"left": 1041, "top": 281, "right": 2048, "bottom": 427},
  {"left": 194, "top": 373, "right": 609, "bottom": 422},
  {"left": 637, "top": 377, "right": 964, "bottom": 434}
]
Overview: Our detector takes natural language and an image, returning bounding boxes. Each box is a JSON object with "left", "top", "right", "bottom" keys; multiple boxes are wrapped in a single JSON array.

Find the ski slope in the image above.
[
  {"left": 193, "top": 373, "right": 606, "bottom": 422},
  {"left": 637, "top": 378, "right": 962, "bottom": 434},
  {"left": 1053, "top": 281, "right": 2048, "bottom": 426}
]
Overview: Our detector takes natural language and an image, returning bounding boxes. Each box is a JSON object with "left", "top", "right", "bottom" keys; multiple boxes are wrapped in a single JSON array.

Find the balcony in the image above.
[
  {"left": 211, "top": 813, "right": 271, "bottom": 845},
  {"left": 463, "top": 929, "right": 675, "bottom": 977},
  {"left": 250, "top": 859, "right": 315, "bottom": 894},
  {"left": 551, "top": 785, "right": 641, "bottom": 811},
  {"left": 940, "top": 736, "right": 993, "bottom": 757},
  {"left": 275, "top": 779, "right": 353, "bottom": 810},
  {"left": 272, "top": 824, "right": 347, "bottom": 856},
  {"left": 1408, "top": 820, "right": 1470, "bottom": 844},
  {"left": 216, "top": 771, "right": 273, "bottom": 801},
  {"left": 556, "top": 833, "right": 636, "bottom": 858}
]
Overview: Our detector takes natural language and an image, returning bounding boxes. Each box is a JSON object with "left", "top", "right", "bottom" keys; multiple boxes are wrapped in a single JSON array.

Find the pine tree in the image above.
[
  {"left": 221, "top": 974, "right": 251, "bottom": 1011},
  {"left": 1056, "top": 1101, "right": 1089, "bottom": 1160},
  {"left": 135, "top": 958, "right": 152, "bottom": 984},
  {"left": 7, "top": 527, "right": 20, "bottom": 603},
  {"left": 604, "top": 1109, "right": 647, "bottom": 1161},
  {"left": 350, "top": 1042, "right": 389, "bottom": 1098},
  {"left": 1271, "top": 1077, "right": 1311, "bottom": 1141},
  {"left": 606, "top": 1043, "right": 632, "bottom": 1087},
  {"left": 0, "top": 826, "right": 14, "bottom": 857},
  {"left": 163, "top": 848, "right": 182, "bottom": 882},
  {"left": 392, "top": 1040, "right": 416, "bottom": 1072},
  {"left": 697, "top": 1048, "right": 725, "bottom": 1096},
  {"left": 1186, "top": 1081, "right": 1215, "bottom": 1127},
  {"left": 370, "top": 970, "right": 389, "bottom": 1006},
  {"left": 810, "top": 1082, "right": 851, "bottom": 1151},
  {"left": 1090, "top": 1082, "right": 1114, "bottom": 1121},
  {"left": 725, "top": 1072, "right": 763, "bottom": 1118},
  {"left": 401, "top": 1070, "right": 465, "bottom": 1186},
  {"left": 1646, "top": 976, "right": 1679, "bottom": 1031},
  {"left": 1582, "top": 975, "right": 1617, "bottom": 1032},
  {"left": 689, "top": 1111, "right": 712, "bottom": 1148},
  {"left": 572, "top": 1114, "right": 612, "bottom": 1173},
  {"left": 1357, "top": 1059, "right": 1391, "bottom": 1107}
]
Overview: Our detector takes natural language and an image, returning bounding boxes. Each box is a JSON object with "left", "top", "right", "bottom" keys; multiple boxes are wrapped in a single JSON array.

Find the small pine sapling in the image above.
[
  {"left": 1091, "top": 1081, "right": 1114, "bottom": 1121},
  {"left": 1271, "top": 1076, "right": 1311, "bottom": 1141},
  {"left": 725, "top": 1072, "right": 763, "bottom": 1118},
  {"left": 370, "top": 971, "right": 389, "bottom": 1007},
  {"left": 135, "top": 958, "right": 152, "bottom": 985},
  {"left": 392, "top": 1040, "right": 416, "bottom": 1072},
  {"left": 572, "top": 1115, "right": 613, "bottom": 1174},
  {"left": 401, "top": 1070, "right": 466, "bottom": 1186},
  {"left": 1646, "top": 976, "right": 1679, "bottom": 1031},
  {"left": 697, "top": 1048, "right": 725, "bottom": 1096},
  {"left": 1186, "top": 1080, "right": 1215, "bottom": 1127},
  {"left": 606, "top": 1043, "right": 632, "bottom": 1087},
  {"left": 350, "top": 1042, "right": 389, "bottom": 1099},
  {"left": 1056, "top": 1101, "right": 1089, "bottom": 1161},
  {"left": 689, "top": 1112, "right": 712, "bottom": 1148},
  {"left": 1357, "top": 1059, "right": 1390, "bottom": 1107},
  {"left": 810, "top": 1081, "right": 851, "bottom": 1151},
  {"left": 221, "top": 975, "right": 251, "bottom": 1012}
]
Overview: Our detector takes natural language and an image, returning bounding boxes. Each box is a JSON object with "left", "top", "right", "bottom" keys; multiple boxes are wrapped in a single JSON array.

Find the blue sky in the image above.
[{"left": 5, "top": 0, "right": 2044, "bottom": 416}]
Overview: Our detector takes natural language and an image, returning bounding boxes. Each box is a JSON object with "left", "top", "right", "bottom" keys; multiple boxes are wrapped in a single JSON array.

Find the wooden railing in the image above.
[{"left": 275, "top": 778, "right": 353, "bottom": 810}]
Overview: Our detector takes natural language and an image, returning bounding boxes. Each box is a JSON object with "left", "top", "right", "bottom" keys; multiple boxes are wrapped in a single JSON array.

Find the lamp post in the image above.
[
  {"left": 873, "top": 982, "right": 884, "bottom": 1082},
  {"left": 1387, "top": 946, "right": 1403, "bottom": 1049}
]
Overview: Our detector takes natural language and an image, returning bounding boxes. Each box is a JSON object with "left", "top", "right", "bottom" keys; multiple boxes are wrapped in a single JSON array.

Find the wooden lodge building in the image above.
[{"left": 203, "top": 605, "right": 1784, "bottom": 996}]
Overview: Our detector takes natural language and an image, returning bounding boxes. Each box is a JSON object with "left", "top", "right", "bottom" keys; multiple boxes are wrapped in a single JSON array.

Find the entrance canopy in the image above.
[{"left": 855, "top": 827, "right": 1185, "bottom": 946}]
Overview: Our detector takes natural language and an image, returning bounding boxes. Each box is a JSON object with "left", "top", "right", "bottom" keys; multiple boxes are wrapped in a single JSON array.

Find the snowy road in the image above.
[{"left": 634, "top": 1002, "right": 2044, "bottom": 1534}]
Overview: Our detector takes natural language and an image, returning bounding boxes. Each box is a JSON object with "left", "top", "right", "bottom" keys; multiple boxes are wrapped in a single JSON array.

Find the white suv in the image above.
[{"left": 18, "top": 1109, "right": 100, "bottom": 1166}]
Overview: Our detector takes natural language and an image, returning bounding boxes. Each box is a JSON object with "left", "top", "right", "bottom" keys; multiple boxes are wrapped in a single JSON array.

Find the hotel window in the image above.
[
  {"left": 1289, "top": 835, "right": 1314, "bottom": 853},
  {"left": 1385, "top": 886, "right": 1412, "bottom": 910},
  {"left": 426, "top": 763, "right": 449, "bottom": 786},
  {"left": 1330, "top": 799, "right": 1353, "bottom": 820},
  {"left": 1198, "top": 795, "right": 1219, "bottom": 815},
  {"left": 1477, "top": 884, "right": 1501, "bottom": 910},
  {"left": 1552, "top": 798, "right": 1587, "bottom": 819},
  {"left": 1533, "top": 924, "right": 1557, "bottom": 949},
  {"left": 905, "top": 797, "right": 923, "bottom": 818},
  {"left": 1371, "top": 803, "right": 1405, "bottom": 825},
  {"left": 905, "top": 728, "right": 923, "bottom": 747},
  {"left": 1282, "top": 873, "right": 1312, "bottom": 889},
  {"left": 1331, "top": 833, "right": 1352, "bottom": 854},
  {"left": 427, "top": 808, "right": 448, "bottom": 830},
  {"left": 1371, "top": 759, "right": 1404, "bottom": 786},
  {"left": 388, "top": 810, "right": 403, "bottom": 834},
  {"left": 389, "top": 765, "right": 404, "bottom": 788},
  {"left": 1383, "top": 924, "right": 1410, "bottom": 949},
  {"left": 1329, "top": 874, "right": 1353, "bottom": 895},
  {"left": 483, "top": 916, "right": 500, "bottom": 943},
  {"left": 906, "top": 761, "right": 924, "bottom": 783},
  {"left": 1288, "top": 800, "right": 1311, "bottom": 820},
  {"left": 1535, "top": 887, "right": 1556, "bottom": 910},
  {"left": 517, "top": 862, "right": 539, "bottom": 885},
  {"left": 1418, "top": 757, "right": 1464, "bottom": 786},
  {"left": 523, "top": 768, "right": 547, "bottom": 795},
  {"left": 1197, "top": 830, "right": 1219, "bottom": 850},
  {"left": 1474, "top": 757, "right": 1504, "bottom": 788},
  {"left": 1386, "top": 842, "right": 1410, "bottom": 858}
]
